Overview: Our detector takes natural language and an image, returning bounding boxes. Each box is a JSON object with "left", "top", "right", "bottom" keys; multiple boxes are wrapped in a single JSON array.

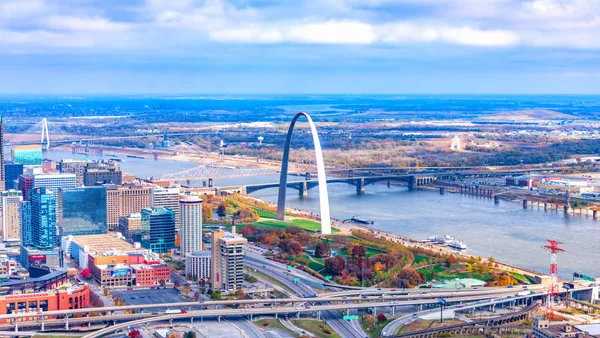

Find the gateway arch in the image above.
[{"left": 277, "top": 112, "right": 332, "bottom": 235}]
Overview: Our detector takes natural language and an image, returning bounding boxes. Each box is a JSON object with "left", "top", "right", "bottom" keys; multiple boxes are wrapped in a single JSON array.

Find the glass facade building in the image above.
[
  {"left": 141, "top": 207, "right": 175, "bottom": 253},
  {"left": 58, "top": 186, "right": 107, "bottom": 237},
  {"left": 4, "top": 161, "right": 23, "bottom": 190},
  {"left": 20, "top": 201, "right": 32, "bottom": 247},
  {"left": 30, "top": 187, "right": 57, "bottom": 249},
  {"left": 11, "top": 145, "right": 42, "bottom": 166}
]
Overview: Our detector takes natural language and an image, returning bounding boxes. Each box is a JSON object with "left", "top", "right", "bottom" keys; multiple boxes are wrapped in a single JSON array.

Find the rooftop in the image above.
[{"left": 71, "top": 234, "right": 138, "bottom": 254}]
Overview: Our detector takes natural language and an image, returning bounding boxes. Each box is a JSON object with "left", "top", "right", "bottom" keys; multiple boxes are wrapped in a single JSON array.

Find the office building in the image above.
[
  {"left": 30, "top": 187, "right": 57, "bottom": 249},
  {"left": 179, "top": 195, "right": 202, "bottom": 255},
  {"left": 57, "top": 186, "right": 107, "bottom": 237},
  {"left": 83, "top": 162, "right": 122, "bottom": 186},
  {"left": 4, "top": 161, "right": 23, "bottom": 190},
  {"left": 150, "top": 187, "right": 180, "bottom": 229},
  {"left": 118, "top": 213, "right": 142, "bottom": 241},
  {"left": 11, "top": 145, "right": 42, "bottom": 166},
  {"left": 19, "top": 245, "right": 63, "bottom": 270},
  {"left": 141, "top": 207, "right": 176, "bottom": 253},
  {"left": 106, "top": 185, "right": 151, "bottom": 230},
  {"left": 533, "top": 318, "right": 599, "bottom": 338},
  {"left": 33, "top": 173, "right": 77, "bottom": 191},
  {"left": 211, "top": 230, "right": 247, "bottom": 291},
  {"left": 58, "top": 159, "right": 88, "bottom": 186},
  {"left": 0, "top": 191, "right": 23, "bottom": 243},
  {"left": 20, "top": 201, "right": 31, "bottom": 247},
  {"left": 185, "top": 250, "right": 211, "bottom": 282},
  {"left": 17, "top": 175, "right": 34, "bottom": 200},
  {"left": 0, "top": 117, "right": 4, "bottom": 191}
]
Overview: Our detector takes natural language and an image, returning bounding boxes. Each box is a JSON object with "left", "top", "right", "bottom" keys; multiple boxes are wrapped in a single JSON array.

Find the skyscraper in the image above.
[
  {"left": 0, "top": 116, "right": 4, "bottom": 191},
  {"left": 30, "top": 187, "right": 57, "bottom": 249},
  {"left": 4, "top": 161, "right": 23, "bottom": 190},
  {"left": 58, "top": 186, "right": 107, "bottom": 237},
  {"left": 179, "top": 195, "right": 202, "bottom": 256},
  {"left": 106, "top": 185, "right": 151, "bottom": 230},
  {"left": 141, "top": 207, "right": 175, "bottom": 253},
  {"left": 211, "top": 230, "right": 247, "bottom": 291},
  {"left": 0, "top": 190, "right": 22, "bottom": 243},
  {"left": 150, "top": 187, "right": 180, "bottom": 229},
  {"left": 20, "top": 201, "right": 32, "bottom": 247}
]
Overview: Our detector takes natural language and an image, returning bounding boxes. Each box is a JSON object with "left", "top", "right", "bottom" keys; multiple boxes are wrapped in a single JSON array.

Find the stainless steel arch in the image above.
[{"left": 277, "top": 112, "right": 331, "bottom": 235}]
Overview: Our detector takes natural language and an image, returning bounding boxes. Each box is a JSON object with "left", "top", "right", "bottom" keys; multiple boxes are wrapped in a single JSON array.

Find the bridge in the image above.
[{"left": 245, "top": 174, "right": 436, "bottom": 196}]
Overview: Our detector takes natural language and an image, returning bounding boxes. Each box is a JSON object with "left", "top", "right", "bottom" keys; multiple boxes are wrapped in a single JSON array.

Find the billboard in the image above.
[
  {"left": 29, "top": 255, "right": 47, "bottom": 265},
  {"left": 110, "top": 269, "right": 131, "bottom": 277}
]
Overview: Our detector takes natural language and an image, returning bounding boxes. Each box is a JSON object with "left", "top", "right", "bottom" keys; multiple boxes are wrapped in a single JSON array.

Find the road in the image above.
[{"left": 233, "top": 319, "right": 266, "bottom": 338}]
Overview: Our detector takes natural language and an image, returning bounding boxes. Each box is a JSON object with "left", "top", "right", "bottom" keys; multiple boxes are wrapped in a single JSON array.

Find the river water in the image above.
[{"left": 41, "top": 150, "right": 600, "bottom": 278}]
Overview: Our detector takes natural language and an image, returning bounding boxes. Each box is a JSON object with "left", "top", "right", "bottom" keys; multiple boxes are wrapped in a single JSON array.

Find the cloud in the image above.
[{"left": 44, "top": 16, "right": 131, "bottom": 32}]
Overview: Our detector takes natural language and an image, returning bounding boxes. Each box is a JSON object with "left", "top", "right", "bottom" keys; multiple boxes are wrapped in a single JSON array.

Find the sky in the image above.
[{"left": 1, "top": 0, "right": 600, "bottom": 94}]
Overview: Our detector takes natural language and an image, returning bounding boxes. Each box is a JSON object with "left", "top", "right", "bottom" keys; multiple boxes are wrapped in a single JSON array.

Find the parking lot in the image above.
[{"left": 111, "top": 288, "right": 200, "bottom": 312}]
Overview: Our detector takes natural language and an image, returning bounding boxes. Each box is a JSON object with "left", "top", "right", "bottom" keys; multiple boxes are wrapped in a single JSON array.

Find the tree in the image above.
[
  {"left": 211, "top": 290, "right": 222, "bottom": 300},
  {"left": 377, "top": 313, "right": 387, "bottom": 323},
  {"left": 324, "top": 256, "right": 346, "bottom": 275},
  {"left": 184, "top": 332, "right": 197, "bottom": 338},
  {"left": 235, "top": 289, "right": 245, "bottom": 299},
  {"left": 183, "top": 283, "right": 190, "bottom": 296},
  {"left": 446, "top": 255, "right": 457, "bottom": 267},
  {"left": 128, "top": 330, "right": 142, "bottom": 338},
  {"left": 217, "top": 203, "right": 227, "bottom": 216},
  {"left": 193, "top": 291, "right": 200, "bottom": 302},
  {"left": 168, "top": 332, "right": 182, "bottom": 338},
  {"left": 363, "top": 314, "right": 376, "bottom": 330},
  {"left": 202, "top": 204, "right": 213, "bottom": 223},
  {"left": 430, "top": 271, "right": 436, "bottom": 280},
  {"left": 373, "top": 262, "right": 384, "bottom": 273},
  {"left": 466, "top": 264, "right": 473, "bottom": 273},
  {"left": 351, "top": 244, "right": 366, "bottom": 258},
  {"left": 315, "top": 242, "right": 331, "bottom": 258},
  {"left": 174, "top": 280, "right": 180, "bottom": 288},
  {"left": 80, "top": 268, "right": 91, "bottom": 279}
]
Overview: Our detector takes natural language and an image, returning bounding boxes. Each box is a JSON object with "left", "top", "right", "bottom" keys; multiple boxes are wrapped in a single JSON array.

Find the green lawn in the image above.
[
  {"left": 412, "top": 255, "right": 433, "bottom": 266},
  {"left": 338, "top": 246, "right": 386, "bottom": 258},
  {"left": 418, "top": 264, "right": 493, "bottom": 281},
  {"left": 255, "top": 319, "right": 300, "bottom": 337},
  {"left": 252, "top": 207, "right": 278, "bottom": 219},
  {"left": 507, "top": 271, "right": 531, "bottom": 284},
  {"left": 305, "top": 254, "right": 325, "bottom": 272},
  {"left": 361, "top": 319, "right": 393, "bottom": 338},
  {"left": 253, "top": 219, "right": 340, "bottom": 233},
  {"left": 292, "top": 320, "right": 342, "bottom": 338}
]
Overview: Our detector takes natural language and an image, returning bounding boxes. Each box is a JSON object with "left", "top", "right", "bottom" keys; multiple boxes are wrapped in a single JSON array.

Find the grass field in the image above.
[
  {"left": 418, "top": 264, "right": 492, "bottom": 281},
  {"left": 507, "top": 271, "right": 531, "bottom": 284},
  {"left": 305, "top": 255, "right": 325, "bottom": 272},
  {"left": 338, "top": 246, "right": 386, "bottom": 258},
  {"left": 252, "top": 207, "right": 278, "bottom": 219},
  {"left": 255, "top": 319, "right": 300, "bottom": 337},
  {"left": 253, "top": 219, "right": 340, "bottom": 233},
  {"left": 361, "top": 319, "right": 393, "bottom": 338},
  {"left": 292, "top": 319, "right": 342, "bottom": 338},
  {"left": 412, "top": 255, "right": 433, "bottom": 266}
]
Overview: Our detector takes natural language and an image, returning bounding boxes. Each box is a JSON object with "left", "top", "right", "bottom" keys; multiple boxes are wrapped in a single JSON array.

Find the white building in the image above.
[
  {"left": 185, "top": 250, "right": 211, "bottom": 282},
  {"left": 179, "top": 195, "right": 202, "bottom": 256}
]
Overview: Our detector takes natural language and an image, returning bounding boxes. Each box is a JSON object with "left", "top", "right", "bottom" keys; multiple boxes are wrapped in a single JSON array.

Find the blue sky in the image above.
[{"left": 1, "top": 0, "right": 600, "bottom": 94}]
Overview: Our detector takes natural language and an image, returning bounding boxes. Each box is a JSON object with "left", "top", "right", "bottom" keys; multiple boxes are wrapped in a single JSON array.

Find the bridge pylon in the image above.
[{"left": 40, "top": 118, "right": 50, "bottom": 150}]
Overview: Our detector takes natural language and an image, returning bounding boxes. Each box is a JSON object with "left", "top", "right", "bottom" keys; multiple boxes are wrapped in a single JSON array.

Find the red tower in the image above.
[{"left": 543, "top": 239, "right": 565, "bottom": 319}]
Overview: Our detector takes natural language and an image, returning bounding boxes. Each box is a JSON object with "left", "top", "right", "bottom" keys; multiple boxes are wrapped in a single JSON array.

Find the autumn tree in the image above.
[
  {"left": 315, "top": 242, "right": 330, "bottom": 258},
  {"left": 128, "top": 330, "right": 142, "bottom": 338},
  {"left": 193, "top": 291, "right": 200, "bottom": 301},
  {"left": 351, "top": 244, "right": 366, "bottom": 258},
  {"left": 202, "top": 204, "right": 213, "bottom": 223},
  {"left": 363, "top": 314, "right": 376, "bottom": 330},
  {"left": 235, "top": 289, "right": 245, "bottom": 299},
  {"left": 377, "top": 313, "right": 387, "bottom": 323},
  {"left": 324, "top": 256, "right": 346, "bottom": 275},
  {"left": 174, "top": 280, "right": 180, "bottom": 288}
]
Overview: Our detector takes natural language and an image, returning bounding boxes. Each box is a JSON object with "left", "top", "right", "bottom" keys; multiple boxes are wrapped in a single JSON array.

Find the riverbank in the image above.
[{"left": 255, "top": 196, "right": 549, "bottom": 280}]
